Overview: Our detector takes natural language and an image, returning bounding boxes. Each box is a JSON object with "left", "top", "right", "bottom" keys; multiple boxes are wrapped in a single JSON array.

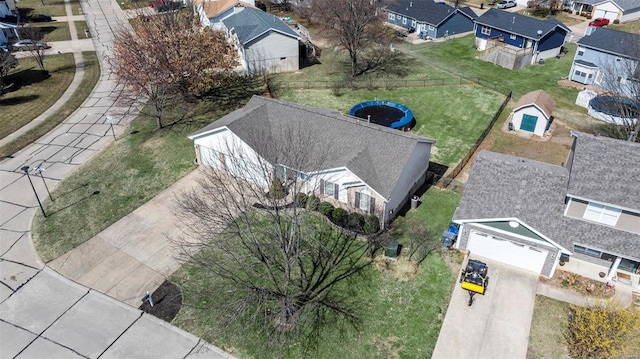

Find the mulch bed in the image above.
[{"left": 139, "top": 280, "right": 183, "bottom": 322}]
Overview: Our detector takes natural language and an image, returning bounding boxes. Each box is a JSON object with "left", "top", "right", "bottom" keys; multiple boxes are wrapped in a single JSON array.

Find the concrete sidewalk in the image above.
[{"left": 50, "top": 170, "right": 202, "bottom": 307}]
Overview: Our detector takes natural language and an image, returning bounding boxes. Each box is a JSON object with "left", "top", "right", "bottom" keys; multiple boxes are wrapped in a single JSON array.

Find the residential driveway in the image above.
[
  {"left": 49, "top": 170, "right": 202, "bottom": 307},
  {"left": 432, "top": 257, "right": 539, "bottom": 359}
]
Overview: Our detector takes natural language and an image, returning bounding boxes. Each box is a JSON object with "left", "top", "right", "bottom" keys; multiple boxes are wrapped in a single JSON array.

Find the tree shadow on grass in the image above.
[
  {"left": 5, "top": 68, "right": 51, "bottom": 89},
  {"left": 0, "top": 94, "right": 39, "bottom": 106}
]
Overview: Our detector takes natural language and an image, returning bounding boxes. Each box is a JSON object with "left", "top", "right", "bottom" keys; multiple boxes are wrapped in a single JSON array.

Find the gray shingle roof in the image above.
[
  {"left": 454, "top": 150, "right": 640, "bottom": 261},
  {"left": 566, "top": 132, "right": 640, "bottom": 211},
  {"left": 578, "top": 0, "right": 640, "bottom": 12},
  {"left": 222, "top": 7, "right": 300, "bottom": 46},
  {"left": 578, "top": 27, "right": 640, "bottom": 60},
  {"left": 387, "top": 0, "right": 476, "bottom": 26},
  {"left": 475, "top": 8, "right": 569, "bottom": 39},
  {"left": 190, "top": 96, "right": 435, "bottom": 199}
]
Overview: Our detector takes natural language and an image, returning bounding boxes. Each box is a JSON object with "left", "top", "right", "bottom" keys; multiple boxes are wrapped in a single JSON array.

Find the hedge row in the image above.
[{"left": 296, "top": 193, "right": 380, "bottom": 234}]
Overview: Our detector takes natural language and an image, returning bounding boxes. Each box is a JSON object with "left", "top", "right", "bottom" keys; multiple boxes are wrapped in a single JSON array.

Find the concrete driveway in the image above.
[{"left": 432, "top": 257, "right": 539, "bottom": 359}]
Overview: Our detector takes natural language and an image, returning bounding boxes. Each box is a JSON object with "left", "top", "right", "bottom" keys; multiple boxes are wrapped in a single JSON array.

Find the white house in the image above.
[
  {"left": 449, "top": 133, "right": 640, "bottom": 290},
  {"left": 571, "top": 0, "right": 640, "bottom": 23},
  {"left": 509, "top": 90, "right": 555, "bottom": 137},
  {"left": 0, "top": 0, "right": 18, "bottom": 45},
  {"left": 222, "top": 7, "right": 302, "bottom": 74},
  {"left": 188, "top": 96, "right": 436, "bottom": 226}
]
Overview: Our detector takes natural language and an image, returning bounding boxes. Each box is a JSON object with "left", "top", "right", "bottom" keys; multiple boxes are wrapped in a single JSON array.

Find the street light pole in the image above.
[
  {"left": 21, "top": 165, "right": 46, "bottom": 218},
  {"left": 34, "top": 163, "right": 54, "bottom": 201}
]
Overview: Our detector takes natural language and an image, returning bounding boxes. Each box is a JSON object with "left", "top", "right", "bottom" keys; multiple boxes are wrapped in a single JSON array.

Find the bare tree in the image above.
[
  {"left": 527, "top": 0, "right": 562, "bottom": 15},
  {"left": 0, "top": 50, "right": 18, "bottom": 93},
  {"left": 311, "top": 0, "right": 388, "bottom": 77},
  {"left": 173, "top": 123, "right": 384, "bottom": 345},
  {"left": 109, "top": 9, "right": 238, "bottom": 129},
  {"left": 591, "top": 39, "right": 640, "bottom": 143},
  {"left": 452, "top": 0, "right": 468, "bottom": 8}
]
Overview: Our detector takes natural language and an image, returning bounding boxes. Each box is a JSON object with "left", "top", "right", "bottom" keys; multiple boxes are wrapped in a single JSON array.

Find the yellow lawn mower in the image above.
[{"left": 460, "top": 259, "right": 489, "bottom": 306}]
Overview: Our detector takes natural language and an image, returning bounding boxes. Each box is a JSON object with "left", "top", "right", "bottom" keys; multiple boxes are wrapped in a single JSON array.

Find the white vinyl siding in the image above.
[{"left": 583, "top": 202, "right": 621, "bottom": 226}]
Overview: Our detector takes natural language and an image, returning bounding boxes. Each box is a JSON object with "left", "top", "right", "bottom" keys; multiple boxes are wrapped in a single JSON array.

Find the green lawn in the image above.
[
  {"left": 281, "top": 86, "right": 506, "bottom": 168},
  {"left": 117, "top": 0, "right": 150, "bottom": 10},
  {"left": 0, "top": 51, "right": 101, "bottom": 158},
  {"left": 75, "top": 21, "right": 91, "bottom": 39},
  {"left": 24, "top": 21, "right": 71, "bottom": 42},
  {"left": 15, "top": 0, "right": 79, "bottom": 17},
  {"left": 402, "top": 35, "right": 580, "bottom": 111},
  {"left": 0, "top": 53, "right": 75, "bottom": 141},
  {"left": 610, "top": 20, "right": 640, "bottom": 34},
  {"left": 172, "top": 187, "right": 461, "bottom": 359},
  {"left": 527, "top": 296, "right": 570, "bottom": 359},
  {"left": 31, "top": 104, "right": 231, "bottom": 262}
]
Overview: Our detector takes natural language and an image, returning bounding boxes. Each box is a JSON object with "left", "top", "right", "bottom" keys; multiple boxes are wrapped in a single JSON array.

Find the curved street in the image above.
[{"left": 0, "top": 0, "right": 232, "bottom": 357}]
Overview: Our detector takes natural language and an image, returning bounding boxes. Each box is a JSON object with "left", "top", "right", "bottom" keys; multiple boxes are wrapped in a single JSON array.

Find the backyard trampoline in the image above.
[
  {"left": 588, "top": 96, "right": 640, "bottom": 125},
  {"left": 349, "top": 101, "right": 414, "bottom": 130}
]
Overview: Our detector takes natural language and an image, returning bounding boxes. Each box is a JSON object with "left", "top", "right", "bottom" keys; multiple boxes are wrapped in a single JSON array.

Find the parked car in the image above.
[
  {"left": 496, "top": 0, "right": 516, "bottom": 8},
  {"left": 11, "top": 40, "right": 51, "bottom": 51},
  {"left": 154, "top": 0, "right": 182, "bottom": 12},
  {"left": 29, "top": 14, "right": 52, "bottom": 22},
  {"left": 588, "top": 17, "right": 610, "bottom": 27}
]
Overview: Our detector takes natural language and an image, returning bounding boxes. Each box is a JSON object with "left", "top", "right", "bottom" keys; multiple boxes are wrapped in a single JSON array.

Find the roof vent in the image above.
[
  {"left": 512, "top": 16, "right": 515, "bottom": 24},
  {"left": 410, "top": 1, "right": 413, "bottom": 6}
]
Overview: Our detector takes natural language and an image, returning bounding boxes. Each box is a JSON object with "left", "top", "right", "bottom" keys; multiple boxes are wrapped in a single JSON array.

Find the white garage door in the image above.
[
  {"left": 594, "top": 9, "right": 618, "bottom": 21},
  {"left": 467, "top": 231, "right": 548, "bottom": 274}
]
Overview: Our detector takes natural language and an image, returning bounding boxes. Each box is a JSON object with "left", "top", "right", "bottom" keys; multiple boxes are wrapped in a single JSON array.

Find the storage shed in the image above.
[{"left": 509, "top": 90, "right": 555, "bottom": 137}]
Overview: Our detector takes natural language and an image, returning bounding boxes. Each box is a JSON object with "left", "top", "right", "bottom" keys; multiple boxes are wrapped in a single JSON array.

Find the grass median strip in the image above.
[{"left": 0, "top": 51, "right": 100, "bottom": 158}]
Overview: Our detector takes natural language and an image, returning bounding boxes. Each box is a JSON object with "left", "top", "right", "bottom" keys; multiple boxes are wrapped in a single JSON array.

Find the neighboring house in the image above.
[
  {"left": 385, "top": 0, "right": 477, "bottom": 39},
  {"left": 509, "top": 90, "right": 555, "bottom": 137},
  {"left": 0, "top": 0, "right": 18, "bottom": 45},
  {"left": 194, "top": 0, "right": 255, "bottom": 30},
  {"left": 188, "top": 96, "right": 436, "bottom": 226},
  {"left": 473, "top": 9, "right": 570, "bottom": 69},
  {"left": 571, "top": 0, "right": 640, "bottom": 23},
  {"left": 222, "top": 7, "right": 302, "bottom": 74},
  {"left": 449, "top": 132, "right": 640, "bottom": 291},
  {"left": 569, "top": 27, "right": 640, "bottom": 97}
]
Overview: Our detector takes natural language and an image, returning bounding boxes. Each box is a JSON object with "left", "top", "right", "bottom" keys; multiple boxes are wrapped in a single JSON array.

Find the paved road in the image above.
[
  {"left": 432, "top": 257, "right": 539, "bottom": 359},
  {"left": 0, "top": 0, "right": 233, "bottom": 357}
]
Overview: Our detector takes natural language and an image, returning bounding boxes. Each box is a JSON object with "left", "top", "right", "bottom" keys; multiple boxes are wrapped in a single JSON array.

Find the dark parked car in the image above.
[
  {"left": 11, "top": 39, "right": 51, "bottom": 51},
  {"left": 30, "top": 14, "right": 52, "bottom": 22},
  {"left": 153, "top": 0, "right": 182, "bottom": 12},
  {"left": 588, "top": 17, "right": 610, "bottom": 27}
]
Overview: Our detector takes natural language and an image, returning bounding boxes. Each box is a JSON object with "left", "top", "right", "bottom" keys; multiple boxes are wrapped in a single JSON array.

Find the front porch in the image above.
[{"left": 560, "top": 256, "right": 640, "bottom": 292}]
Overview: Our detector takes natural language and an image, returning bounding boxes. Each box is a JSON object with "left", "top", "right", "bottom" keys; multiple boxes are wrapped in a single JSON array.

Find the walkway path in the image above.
[{"left": 0, "top": 0, "right": 232, "bottom": 357}]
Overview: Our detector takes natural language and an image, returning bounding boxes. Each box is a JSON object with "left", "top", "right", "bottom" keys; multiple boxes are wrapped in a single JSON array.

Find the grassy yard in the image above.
[
  {"left": 0, "top": 53, "right": 75, "bottom": 141},
  {"left": 75, "top": 21, "right": 91, "bottom": 39},
  {"left": 281, "top": 86, "right": 505, "bottom": 168},
  {"left": 31, "top": 103, "right": 238, "bottom": 262},
  {"left": 15, "top": 0, "right": 81, "bottom": 17},
  {"left": 172, "top": 187, "right": 461, "bottom": 359},
  {"left": 610, "top": 20, "right": 640, "bottom": 34},
  {"left": 117, "top": 0, "right": 150, "bottom": 11},
  {"left": 23, "top": 21, "right": 71, "bottom": 42},
  {"left": 0, "top": 51, "right": 101, "bottom": 158},
  {"left": 527, "top": 296, "right": 570, "bottom": 359},
  {"left": 403, "top": 35, "right": 581, "bottom": 112}
]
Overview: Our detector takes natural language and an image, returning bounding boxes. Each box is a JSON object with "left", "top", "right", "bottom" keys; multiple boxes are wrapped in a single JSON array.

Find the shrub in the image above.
[
  {"left": 565, "top": 303, "right": 640, "bottom": 359},
  {"left": 586, "top": 15, "right": 592, "bottom": 19},
  {"left": 364, "top": 214, "right": 381, "bottom": 234},
  {"left": 306, "top": 194, "right": 319, "bottom": 211},
  {"left": 318, "top": 201, "right": 334, "bottom": 217},
  {"left": 347, "top": 212, "right": 365, "bottom": 231},
  {"left": 295, "top": 192, "right": 308, "bottom": 207},
  {"left": 332, "top": 207, "right": 347, "bottom": 225},
  {"left": 269, "top": 177, "right": 286, "bottom": 199},
  {"left": 613, "top": 19, "right": 620, "bottom": 24}
]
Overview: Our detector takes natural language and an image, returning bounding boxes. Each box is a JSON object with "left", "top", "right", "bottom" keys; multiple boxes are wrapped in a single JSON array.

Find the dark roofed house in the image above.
[
  {"left": 222, "top": 7, "right": 302, "bottom": 74},
  {"left": 473, "top": 9, "right": 569, "bottom": 69},
  {"left": 450, "top": 132, "right": 640, "bottom": 291},
  {"left": 569, "top": 27, "right": 640, "bottom": 97},
  {"left": 385, "top": 0, "right": 477, "bottom": 40},
  {"left": 189, "top": 96, "right": 436, "bottom": 227},
  {"left": 571, "top": 0, "right": 640, "bottom": 23}
]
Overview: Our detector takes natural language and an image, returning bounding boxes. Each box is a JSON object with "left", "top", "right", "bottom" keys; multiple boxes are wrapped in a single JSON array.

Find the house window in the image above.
[
  {"left": 574, "top": 245, "right": 603, "bottom": 258},
  {"left": 412, "top": 20, "right": 416, "bottom": 27},
  {"left": 616, "top": 57, "right": 622, "bottom": 62},
  {"left": 481, "top": 26, "right": 491, "bottom": 35},
  {"left": 583, "top": 202, "right": 622, "bottom": 226},
  {"left": 388, "top": 13, "right": 395, "bottom": 20},
  {"left": 574, "top": 70, "right": 586, "bottom": 77},
  {"left": 428, "top": 25, "right": 434, "bottom": 30},
  {"left": 354, "top": 190, "right": 376, "bottom": 214},
  {"left": 617, "top": 76, "right": 627, "bottom": 84},
  {"left": 402, "top": 17, "right": 407, "bottom": 25},
  {"left": 320, "top": 179, "right": 339, "bottom": 200},
  {"left": 618, "top": 258, "right": 640, "bottom": 274},
  {"left": 577, "top": 49, "right": 584, "bottom": 56},
  {"left": 510, "top": 34, "right": 516, "bottom": 40}
]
